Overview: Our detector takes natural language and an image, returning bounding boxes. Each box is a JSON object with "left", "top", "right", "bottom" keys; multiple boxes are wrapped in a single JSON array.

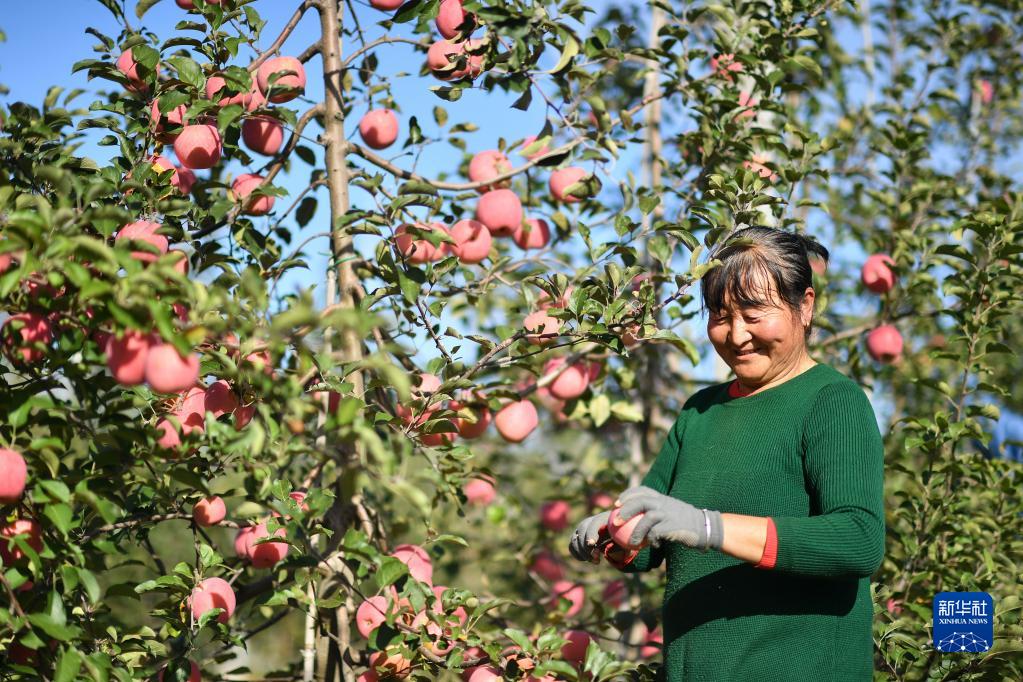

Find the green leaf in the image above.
[
  {"left": 376, "top": 556, "right": 409, "bottom": 588},
  {"left": 549, "top": 34, "right": 579, "bottom": 75},
  {"left": 295, "top": 197, "right": 317, "bottom": 227},
  {"left": 393, "top": 0, "right": 424, "bottom": 24},
  {"left": 589, "top": 394, "right": 611, "bottom": 427},
  {"left": 54, "top": 647, "right": 83, "bottom": 682},
  {"left": 135, "top": 0, "right": 163, "bottom": 19}
]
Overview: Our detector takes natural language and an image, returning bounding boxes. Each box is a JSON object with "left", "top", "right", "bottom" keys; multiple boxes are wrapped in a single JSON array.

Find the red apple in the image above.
[
  {"left": 256, "top": 56, "right": 306, "bottom": 103},
  {"left": 468, "top": 150, "right": 512, "bottom": 192},
  {"left": 150, "top": 99, "right": 188, "bottom": 143},
  {"left": 513, "top": 218, "right": 551, "bottom": 250},
  {"left": 241, "top": 115, "right": 285, "bottom": 156},
  {"left": 426, "top": 39, "right": 483, "bottom": 81},
  {"left": 640, "top": 625, "right": 662, "bottom": 658},
  {"left": 462, "top": 476, "right": 495, "bottom": 505},
  {"left": 449, "top": 393, "right": 491, "bottom": 438},
  {"left": 494, "top": 399, "right": 538, "bottom": 443},
  {"left": 204, "top": 380, "right": 239, "bottom": 417},
  {"left": 588, "top": 491, "right": 615, "bottom": 510},
  {"left": 0, "top": 449, "right": 27, "bottom": 504},
  {"left": 523, "top": 310, "right": 560, "bottom": 345},
  {"left": 193, "top": 496, "right": 226, "bottom": 527},
  {"left": 0, "top": 519, "right": 43, "bottom": 563},
  {"left": 866, "top": 325, "right": 903, "bottom": 363},
  {"left": 861, "top": 254, "right": 896, "bottom": 294},
  {"left": 394, "top": 223, "right": 448, "bottom": 264},
  {"left": 370, "top": 0, "right": 404, "bottom": 10},
  {"left": 543, "top": 357, "right": 590, "bottom": 400},
  {"left": 435, "top": 0, "right": 472, "bottom": 39},
  {"left": 448, "top": 219, "right": 491, "bottom": 264},
  {"left": 464, "top": 666, "right": 501, "bottom": 682},
  {"left": 550, "top": 581, "right": 585, "bottom": 617},
  {"left": 609, "top": 507, "right": 649, "bottom": 550},
  {"left": 105, "top": 330, "right": 152, "bottom": 385},
  {"left": 539, "top": 500, "right": 570, "bottom": 531},
  {"left": 150, "top": 155, "right": 195, "bottom": 195},
  {"left": 356, "top": 595, "right": 391, "bottom": 638},
  {"left": 476, "top": 189, "right": 522, "bottom": 236},
  {"left": 2, "top": 312, "right": 52, "bottom": 365},
  {"left": 358, "top": 109, "right": 399, "bottom": 150},
  {"left": 145, "top": 343, "right": 200, "bottom": 393},
  {"left": 231, "top": 174, "right": 275, "bottom": 216},
  {"left": 365, "top": 650, "right": 411, "bottom": 680},
  {"left": 520, "top": 135, "right": 551, "bottom": 160},
  {"left": 174, "top": 124, "right": 222, "bottom": 170},
  {"left": 116, "top": 48, "right": 153, "bottom": 93},
  {"left": 710, "top": 52, "right": 743, "bottom": 80},
  {"left": 391, "top": 543, "right": 433, "bottom": 584},
  {"left": 743, "top": 154, "right": 778, "bottom": 181},
  {"left": 205, "top": 75, "right": 261, "bottom": 110},
  {"left": 189, "top": 577, "right": 235, "bottom": 623},
  {"left": 549, "top": 167, "right": 588, "bottom": 203},
  {"left": 116, "top": 221, "right": 169, "bottom": 263},
  {"left": 530, "top": 549, "right": 564, "bottom": 581},
  {"left": 602, "top": 579, "right": 626, "bottom": 609},
  {"left": 246, "top": 521, "right": 290, "bottom": 569},
  {"left": 561, "top": 629, "right": 592, "bottom": 664}
]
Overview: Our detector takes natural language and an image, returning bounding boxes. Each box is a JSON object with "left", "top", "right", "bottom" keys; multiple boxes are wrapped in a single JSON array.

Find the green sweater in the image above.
[{"left": 623, "top": 363, "right": 885, "bottom": 681}]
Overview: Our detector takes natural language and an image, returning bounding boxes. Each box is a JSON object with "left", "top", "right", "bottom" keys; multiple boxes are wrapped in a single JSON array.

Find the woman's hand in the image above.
[
  {"left": 616, "top": 486, "right": 724, "bottom": 551},
  {"left": 568, "top": 510, "right": 611, "bottom": 562}
]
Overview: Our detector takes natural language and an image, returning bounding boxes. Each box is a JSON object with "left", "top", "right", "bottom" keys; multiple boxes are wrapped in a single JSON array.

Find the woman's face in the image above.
[{"left": 707, "top": 279, "right": 814, "bottom": 389}]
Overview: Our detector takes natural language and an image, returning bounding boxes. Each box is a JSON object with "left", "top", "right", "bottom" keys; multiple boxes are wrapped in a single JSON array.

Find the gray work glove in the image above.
[
  {"left": 615, "top": 486, "right": 724, "bottom": 551},
  {"left": 568, "top": 510, "right": 611, "bottom": 562}
]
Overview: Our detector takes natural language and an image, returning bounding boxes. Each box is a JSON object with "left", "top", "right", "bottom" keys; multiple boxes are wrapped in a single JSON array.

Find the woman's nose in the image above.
[{"left": 728, "top": 319, "right": 752, "bottom": 345}]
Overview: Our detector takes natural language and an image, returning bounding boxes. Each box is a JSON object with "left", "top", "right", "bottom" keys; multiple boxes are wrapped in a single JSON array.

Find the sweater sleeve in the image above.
[
  {"left": 770, "top": 382, "right": 886, "bottom": 579},
  {"left": 619, "top": 406, "right": 689, "bottom": 574}
]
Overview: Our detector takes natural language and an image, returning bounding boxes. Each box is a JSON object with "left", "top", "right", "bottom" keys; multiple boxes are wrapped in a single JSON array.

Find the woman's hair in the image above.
[{"left": 700, "top": 227, "right": 829, "bottom": 341}]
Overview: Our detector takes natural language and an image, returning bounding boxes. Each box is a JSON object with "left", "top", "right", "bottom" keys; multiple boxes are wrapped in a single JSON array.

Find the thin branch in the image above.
[
  {"left": 342, "top": 37, "right": 424, "bottom": 69},
  {"left": 248, "top": 0, "right": 317, "bottom": 72}
]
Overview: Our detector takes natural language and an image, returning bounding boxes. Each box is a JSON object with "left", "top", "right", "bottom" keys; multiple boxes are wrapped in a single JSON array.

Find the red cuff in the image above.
[{"left": 754, "top": 517, "right": 778, "bottom": 569}]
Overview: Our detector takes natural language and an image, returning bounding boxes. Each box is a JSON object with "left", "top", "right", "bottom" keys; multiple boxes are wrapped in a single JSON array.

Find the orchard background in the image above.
[{"left": 0, "top": 0, "right": 1022, "bottom": 680}]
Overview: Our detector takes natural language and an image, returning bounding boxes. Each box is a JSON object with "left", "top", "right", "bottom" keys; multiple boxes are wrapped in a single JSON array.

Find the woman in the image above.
[{"left": 569, "top": 227, "right": 885, "bottom": 681}]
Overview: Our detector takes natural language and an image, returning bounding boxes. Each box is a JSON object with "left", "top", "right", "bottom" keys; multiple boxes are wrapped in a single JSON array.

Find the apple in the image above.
[
  {"left": 256, "top": 56, "right": 306, "bottom": 103},
  {"left": 464, "top": 666, "right": 501, "bottom": 682},
  {"left": 204, "top": 380, "right": 239, "bottom": 417},
  {"left": 431, "top": 585, "right": 467, "bottom": 626},
  {"left": 155, "top": 418, "right": 184, "bottom": 451},
  {"left": 144, "top": 343, "right": 200, "bottom": 393},
  {"left": 115, "top": 48, "right": 153, "bottom": 93},
  {"left": 189, "top": 576, "right": 236, "bottom": 624},
  {"left": 104, "top": 330, "right": 152, "bottom": 385},
  {"left": 861, "top": 253, "right": 896, "bottom": 294},
  {"left": 435, "top": 0, "right": 472, "bottom": 39},
  {"left": 174, "top": 124, "right": 222, "bottom": 170},
  {"left": 710, "top": 52, "right": 743, "bottom": 80},
  {"left": 476, "top": 189, "right": 522, "bottom": 236},
  {"left": 513, "top": 218, "right": 551, "bottom": 250},
  {"left": 394, "top": 223, "right": 448, "bottom": 264},
  {"left": 736, "top": 91, "right": 758, "bottom": 120},
  {"left": 150, "top": 99, "right": 188, "bottom": 143},
  {"left": 523, "top": 310, "right": 560, "bottom": 345},
  {"left": 231, "top": 174, "right": 275, "bottom": 216},
  {"left": 550, "top": 581, "right": 585, "bottom": 617},
  {"left": 0, "top": 449, "right": 27, "bottom": 504},
  {"left": 158, "top": 660, "right": 200, "bottom": 682},
  {"left": 537, "top": 286, "right": 574, "bottom": 311},
  {"left": 543, "top": 357, "right": 590, "bottom": 400},
  {"left": 549, "top": 167, "right": 588, "bottom": 203},
  {"left": 462, "top": 476, "right": 496, "bottom": 505},
  {"left": 529, "top": 549, "right": 564, "bottom": 581},
  {"left": 602, "top": 579, "right": 626, "bottom": 609},
  {"left": 539, "top": 500, "right": 570, "bottom": 531},
  {"left": 866, "top": 325, "right": 903, "bottom": 363},
  {"left": 241, "top": 115, "right": 285, "bottom": 156},
  {"left": 391, "top": 543, "right": 433, "bottom": 584},
  {"left": 449, "top": 393, "right": 491, "bottom": 438},
  {"left": 609, "top": 507, "right": 649, "bottom": 550},
  {"left": 640, "top": 625, "right": 662, "bottom": 658},
  {"left": 356, "top": 595, "right": 391, "bottom": 638},
  {"left": 494, "top": 399, "right": 538, "bottom": 443},
  {"left": 116, "top": 221, "right": 169, "bottom": 263},
  {"left": 468, "top": 150, "right": 512, "bottom": 192},
  {"left": 193, "top": 496, "right": 226, "bottom": 527},
  {"left": 246, "top": 522, "right": 290, "bottom": 569},
  {"left": 234, "top": 403, "right": 256, "bottom": 429},
  {"left": 978, "top": 79, "right": 994, "bottom": 105},
  {"left": 588, "top": 491, "right": 615, "bottom": 509},
  {"left": 448, "top": 219, "right": 492, "bottom": 264},
  {"left": 426, "top": 39, "right": 483, "bottom": 80},
  {"left": 365, "top": 650, "right": 411, "bottom": 680},
  {"left": 743, "top": 154, "right": 778, "bottom": 181},
  {"left": 561, "top": 629, "right": 592, "bottom": 665},
  {"left": 520, "top": 134, "right": 551, "bottom": 160},
  {"left": 370, "top": 0, "right": 404, "bottom": 10},
  {"left": 2, "top": 312, "right": 53, "bottom": 364},
  {"left": 810, "top": 256, "right": 827, "bottom": 275},
  {"left": 0, "top": 519, "right": 43, "bottom": 563},
  {"left": 150, "top": 155, "right": 195, "bottom": 195},
  {"left": 358, "top": 109, "right": 399, "bottom": 150},
  {"left": 205, "top": 75, "right": 261, "bottom": 110}
]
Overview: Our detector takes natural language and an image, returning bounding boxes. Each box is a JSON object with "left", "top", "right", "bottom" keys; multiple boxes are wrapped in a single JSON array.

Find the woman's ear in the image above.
[{"left": 801, "top": 287, "right": 816, "bottom": 327}]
